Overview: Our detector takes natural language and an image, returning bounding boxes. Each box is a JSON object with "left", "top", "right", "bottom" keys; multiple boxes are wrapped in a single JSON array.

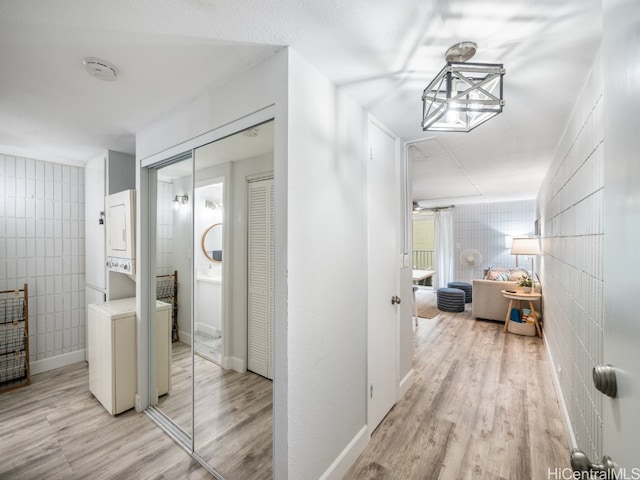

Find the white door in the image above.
[
  {"left": 601, "top": 0, "right": 640, "bottom": 472},
  {"left": 367, "top": 120, "right": 400, "bottom": 431},
  {"left": 247, "top": 178, "right": 275, "bottom": 379}
]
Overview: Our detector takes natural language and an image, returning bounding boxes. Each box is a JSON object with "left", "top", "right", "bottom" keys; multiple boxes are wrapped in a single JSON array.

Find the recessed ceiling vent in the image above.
[{"left": 82, "top": 57, "right": 119, "bottom": 82}]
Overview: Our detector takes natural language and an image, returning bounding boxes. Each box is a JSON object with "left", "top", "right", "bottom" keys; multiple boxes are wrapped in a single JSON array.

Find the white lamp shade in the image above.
[{"left": 510, "top": 237, "right": 540, "bottom": 256}]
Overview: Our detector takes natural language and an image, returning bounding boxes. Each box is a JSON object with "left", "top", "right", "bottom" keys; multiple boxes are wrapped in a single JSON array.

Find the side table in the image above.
[{"left": 500, "top": 290, "right": 542, "bottom": 337}]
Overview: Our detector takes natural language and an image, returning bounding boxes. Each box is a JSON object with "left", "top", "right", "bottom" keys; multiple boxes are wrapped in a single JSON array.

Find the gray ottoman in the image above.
[
  {"left": 447, "top": 281, "right": 472, "bottom": 303},
  {"left": 437, "top": 288, "right": 465, "bottom": 312}
]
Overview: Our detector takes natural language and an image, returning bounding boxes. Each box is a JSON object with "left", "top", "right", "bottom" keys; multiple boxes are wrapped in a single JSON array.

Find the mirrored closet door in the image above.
[{"left": 146, "top": 119, "right": 275, "bottom": 479}]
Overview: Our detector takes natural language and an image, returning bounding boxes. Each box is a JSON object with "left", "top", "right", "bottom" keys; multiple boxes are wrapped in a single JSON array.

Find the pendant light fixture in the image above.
[{"left": 422, "top": 42, "right": 505, "bottom": 132}]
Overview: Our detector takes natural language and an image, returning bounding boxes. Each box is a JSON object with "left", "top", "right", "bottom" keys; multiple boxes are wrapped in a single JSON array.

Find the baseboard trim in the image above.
[
  {"left": 30, "top": 349, "right": 87, "bottom": 375},
  {"left": 179, "top": 329, "right": 192, "bottom": 346},
  {"left": 194, "top": 322, "right": 220, "bottom": 338},
  {"left": 319, "top": 425, "right": 369, "bottom": 480},
  {"left": 398, "top": 368, "right": 415, "bottom": 400},
  {"left": 223, "top": 355, "right": 246, "bottom": 373},
  {"left": 544, "top": 337, "right": 577, "bottom": 449}
]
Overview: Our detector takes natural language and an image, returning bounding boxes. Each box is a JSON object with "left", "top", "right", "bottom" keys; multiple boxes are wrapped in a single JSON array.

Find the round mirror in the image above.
[{"left": 202, "top": 223, "right": 223, "bottom": 263}]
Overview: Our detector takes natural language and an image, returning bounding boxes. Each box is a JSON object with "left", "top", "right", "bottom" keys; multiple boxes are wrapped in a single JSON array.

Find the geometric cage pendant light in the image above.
[{"left": 422, "top": 42, "right": 506, "bottom": 132}]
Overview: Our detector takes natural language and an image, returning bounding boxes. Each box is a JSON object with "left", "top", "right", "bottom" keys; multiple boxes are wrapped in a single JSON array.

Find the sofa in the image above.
[{"left": 472, "top": 268, "right": 541, "bottom": 322}]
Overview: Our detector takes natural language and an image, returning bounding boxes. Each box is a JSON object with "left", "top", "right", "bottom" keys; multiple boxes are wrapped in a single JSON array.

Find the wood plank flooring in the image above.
[
  {"left": 0, "top": 298, "right": 569, "bottom": 480},
  {"left": 0, "top": 342, "right": 272, "bottom": 480},
  {"left": 0, "top": 362, "right": 211, "bottom": 480},
  {"left": 161, "top": 342, "right": 273, "bottom": 480},
  {"left": 344, "top": 297, "right": 570, "bottom": 480}
]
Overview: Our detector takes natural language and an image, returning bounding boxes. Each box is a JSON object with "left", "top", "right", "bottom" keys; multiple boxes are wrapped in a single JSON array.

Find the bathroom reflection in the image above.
[
  {"left": 194, "top": 184, "right": 223, "bottom": 364},
  {"left": 150, "top": 120, "right": 275, "bottom": 479}
]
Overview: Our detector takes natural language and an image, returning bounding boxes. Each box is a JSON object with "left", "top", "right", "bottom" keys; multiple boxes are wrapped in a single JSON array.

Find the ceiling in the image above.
[{"left": 0, "top": 0, "right": 601, "bottom": 206}]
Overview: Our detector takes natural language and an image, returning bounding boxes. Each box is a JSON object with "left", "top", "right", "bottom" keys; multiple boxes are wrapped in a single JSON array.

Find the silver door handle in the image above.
[
  {"left": 570, "top": 449, "right": 615, "bottom": 477},
  {"left": 593, "top": 364, "right": 617, "bottom": 398},
  {"left": 391, "top": 296, "right": 401, "bottom": 305}
]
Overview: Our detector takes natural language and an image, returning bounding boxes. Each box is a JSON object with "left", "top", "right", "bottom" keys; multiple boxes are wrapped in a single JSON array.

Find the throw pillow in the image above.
[
  {"left": 485, "top": 267, "right": 510, "bottom": 281},
  {"left": 508, "top": 268, "right": 529, "bottom": 281}
]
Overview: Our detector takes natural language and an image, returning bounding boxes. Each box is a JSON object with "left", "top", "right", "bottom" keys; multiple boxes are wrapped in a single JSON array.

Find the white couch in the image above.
[{"left": 472, "top": 278, "right": 541, "bottom": 322}]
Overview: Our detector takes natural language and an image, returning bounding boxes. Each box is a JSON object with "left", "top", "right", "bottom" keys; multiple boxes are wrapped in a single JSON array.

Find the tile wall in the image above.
[
  {"left": 537, "top": 52, "right": 604, "bottom": 458},
  {"left": 156, "top": 180, "right": 174, "bottom": 276},
  {"left": 0, "top": 155, "right": 85, "bottom": 363},
  {"left": 453, "top": 200, "right": 536, "bottom": 282}
]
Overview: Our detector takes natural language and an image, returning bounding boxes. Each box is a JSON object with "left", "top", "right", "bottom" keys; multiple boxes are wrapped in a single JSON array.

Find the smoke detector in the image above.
[{"left": 82, "top": 57, "right": 119, "bottom": 82}]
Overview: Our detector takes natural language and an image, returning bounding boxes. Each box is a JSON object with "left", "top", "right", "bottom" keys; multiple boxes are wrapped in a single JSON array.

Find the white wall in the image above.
[
  {"left": 453, "top": 199, "right": 536, "bottom": 281},
  {"left": 137, "top": 47, "right": 411, "bottom": 479},
  {"left": 0, "top": 155, "right": 86, "bottom": 373},
  {"left": 287, "top": 49, "right": 370, "bottom": 479},
  {"left": 537, "top": 52, "right": 604, "bottom": 458}
]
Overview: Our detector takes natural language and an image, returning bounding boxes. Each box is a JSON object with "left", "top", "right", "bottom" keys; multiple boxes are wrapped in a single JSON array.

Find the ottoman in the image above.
[
  {"left": 447, "top": 281, "right": 472, "bottom": 303},
  {"left": 437, "top": 288, "right": 465, "bottom": 312}
]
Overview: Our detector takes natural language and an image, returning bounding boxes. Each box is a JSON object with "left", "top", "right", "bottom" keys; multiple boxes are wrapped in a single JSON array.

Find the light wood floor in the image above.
[
  {"left": 0, "top": 342, "right": 272, "bottom": 480},
  {"left": 158, "top": 342, "right": 273, "bottom": 479},
  {"left": 0, "top": 304, "right": 569, "bottom": 480},
  {"left": 0, "top": 361, "right": 212, "bottom": 480},
  {"left": 344, "top": 300, "right": 570, "bottom": 480}
]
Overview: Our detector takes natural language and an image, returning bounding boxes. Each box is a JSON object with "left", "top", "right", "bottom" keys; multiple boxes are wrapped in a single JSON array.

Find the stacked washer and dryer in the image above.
[{"left": 87, "top": 189, "right": 171, "bottom": 415}]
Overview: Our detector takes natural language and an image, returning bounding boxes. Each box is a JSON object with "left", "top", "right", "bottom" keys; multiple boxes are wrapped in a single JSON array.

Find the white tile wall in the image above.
[
  {"left": 156, "top": 180, "right": 174, "bottom": 275},
  {"left": 0, "top": 155, "right": 85, "bottom": 362},
  {"left": 453, "top": 200, "right": 536, "bottom": 282},
  {"left": 537, "top": 53, "right": 604, "bottom": 459}
]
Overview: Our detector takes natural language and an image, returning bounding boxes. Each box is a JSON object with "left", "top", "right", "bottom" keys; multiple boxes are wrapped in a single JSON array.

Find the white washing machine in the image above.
[{"left": 88, "top": 297, "right": 171, "bottom": 415}]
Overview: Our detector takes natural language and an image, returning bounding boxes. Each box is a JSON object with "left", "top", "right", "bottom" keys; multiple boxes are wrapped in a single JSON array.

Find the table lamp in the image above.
[{"left": 510, "top": 237, "right": 540, "bottom": 288}]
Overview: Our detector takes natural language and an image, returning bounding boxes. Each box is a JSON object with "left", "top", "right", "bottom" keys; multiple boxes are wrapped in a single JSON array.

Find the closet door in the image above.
[{"left": 247, "top": 178, "right": 275, "bottom": 379}]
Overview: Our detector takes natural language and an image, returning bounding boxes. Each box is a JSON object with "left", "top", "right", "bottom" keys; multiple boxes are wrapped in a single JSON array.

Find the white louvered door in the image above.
[{"left": 247, "top": 178, "right": 275, "bottom": 379}]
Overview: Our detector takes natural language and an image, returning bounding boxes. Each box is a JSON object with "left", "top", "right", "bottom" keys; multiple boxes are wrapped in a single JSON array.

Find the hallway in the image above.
[{"left": 344, "top": 303, "right": 569, "bottom": 479}]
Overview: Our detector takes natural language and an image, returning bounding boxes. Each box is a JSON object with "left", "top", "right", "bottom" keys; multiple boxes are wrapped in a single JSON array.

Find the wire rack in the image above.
[
  {"left": 0, "top": 284, "right": 30, "bottom": 393},
  {"left": 156, "top": 271, "right": 179, "bottom": 342}
]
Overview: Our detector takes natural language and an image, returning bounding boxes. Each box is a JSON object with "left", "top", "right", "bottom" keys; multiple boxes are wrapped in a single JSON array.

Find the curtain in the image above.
[{"left": 434, "top": 209, "right": 454, "bottom": 289}]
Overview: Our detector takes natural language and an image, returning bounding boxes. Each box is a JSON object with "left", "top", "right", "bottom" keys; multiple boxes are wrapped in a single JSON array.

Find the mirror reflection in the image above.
[
  {"left": 154, "top": 155, "right": 194, "bottom": 437},
  {"left": 195, "top": 184, "right": 223, "bottom": 364},
  {"left": 149, "top": 120, "right": 275, "bottom": 479},
  {"left": 202, "top": 222, "right": 223, "bottom": 263}
]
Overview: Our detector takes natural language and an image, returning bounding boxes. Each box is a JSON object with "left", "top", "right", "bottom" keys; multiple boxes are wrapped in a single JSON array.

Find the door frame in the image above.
[{"left": 366, "top": 116, "right": 403, "bottom": 432}]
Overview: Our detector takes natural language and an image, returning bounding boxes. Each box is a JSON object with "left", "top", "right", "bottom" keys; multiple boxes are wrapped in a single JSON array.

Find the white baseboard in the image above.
[
  {"left": 179, "top": 329, "right": 192, "bottom": 346},
  {"left": 194, "top": 322, "right": 220, "bottom": 338},
  {"left": 319, "top": 425, "right": 369, "bottom": 480},
  {"left": 398, "top": 368, "right": 415, "bottom": 400},
  {"left": 544, "top": 337, "right": 577, "bottom": 449},
  {"left": 223, "top": 355, "right": 245, "bottom": 373},
  {"left": 30, "top": 349, "right": 87, "bottom": 375}
]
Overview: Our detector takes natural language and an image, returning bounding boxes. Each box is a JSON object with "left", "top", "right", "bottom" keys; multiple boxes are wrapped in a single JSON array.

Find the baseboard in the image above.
[
  {"left": 543, "top": 337, "right": 577, "bottom": 449},
  {"left": 223, "top": 355, "right": 245, "bottom": 373},
  {"left": 30, "top": 349, "right": 87, "bottom": 375},
  {"left": 398, "top": 368, "right": 415, "bottom": 400},
  {"left": 179, "top": 329, "right": 192, "bottom": 346},
  {"left": 319, "top": 425, "right": 369, "bottom": 480},
  {"left": 194, "top": 322, "right": 221, "bottom": 338}
]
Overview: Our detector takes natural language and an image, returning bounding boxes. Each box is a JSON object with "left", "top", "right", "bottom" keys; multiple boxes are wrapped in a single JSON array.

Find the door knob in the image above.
[
  {"left": 593, "top": 364, "right": 617, "bottom": 398},
  {"left": 391, "top": 296, "right": 401, "bottom": 305},
  {"left": 570, "top": 449, "right": 615, "bottom": 478}
]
